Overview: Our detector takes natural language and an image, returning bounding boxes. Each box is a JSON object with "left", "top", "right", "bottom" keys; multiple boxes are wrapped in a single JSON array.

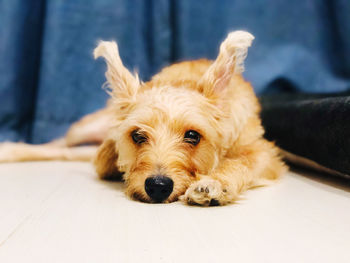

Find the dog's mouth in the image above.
[
  {"left": 131, "top": 182, "right": 183, "bottom": 204},
  {"left": 131, "top": 192, "right": 178, "bottom": 204},
  {"left": 131, "top": 191, "right": 152, "bottom": 203}
]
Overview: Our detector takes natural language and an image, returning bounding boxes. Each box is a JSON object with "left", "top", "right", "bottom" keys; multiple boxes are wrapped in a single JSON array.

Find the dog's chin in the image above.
[
  {"left": 129, "top": 190, "right": 182, "bottom": 204},
  {"left": 129, "top": 191, "right": 151, "bottom": 203},
  {"left": 163, "top": 193, "right": 180, "bottom": 203}
]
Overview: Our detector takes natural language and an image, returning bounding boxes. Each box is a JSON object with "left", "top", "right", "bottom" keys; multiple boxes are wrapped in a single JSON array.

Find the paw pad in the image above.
[{"left": 181, "top": 178, "right": 226, "bottom": 206}]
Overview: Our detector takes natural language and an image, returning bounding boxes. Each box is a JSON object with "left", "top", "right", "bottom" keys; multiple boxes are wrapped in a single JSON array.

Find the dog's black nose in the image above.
[{"left": 145, "top": 176, "right": 174, "bottom": 203}]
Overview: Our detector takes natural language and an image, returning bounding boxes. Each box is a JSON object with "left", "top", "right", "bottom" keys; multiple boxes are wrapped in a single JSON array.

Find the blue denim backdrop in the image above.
[{"left": 0, "top": 0, "right": 349, "bottom": 143}]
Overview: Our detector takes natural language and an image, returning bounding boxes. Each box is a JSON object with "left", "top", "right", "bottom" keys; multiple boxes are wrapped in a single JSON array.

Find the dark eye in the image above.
[
  {"left": 131, "top": 130, "right": 147, "bottom": 144},
  {"left": 184, "top": 130, "right": 201, "bottom": 145}
]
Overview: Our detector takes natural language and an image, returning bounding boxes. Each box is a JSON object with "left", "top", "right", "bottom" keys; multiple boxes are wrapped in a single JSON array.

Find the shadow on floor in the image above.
[{"left": 289, "top": 164, "right": 350, "bottom": 193}]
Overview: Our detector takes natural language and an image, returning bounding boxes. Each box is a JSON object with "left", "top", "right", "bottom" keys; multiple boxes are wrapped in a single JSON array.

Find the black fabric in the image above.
[{"left": 260, "top": 92, "right": 350, "bottom": 176}]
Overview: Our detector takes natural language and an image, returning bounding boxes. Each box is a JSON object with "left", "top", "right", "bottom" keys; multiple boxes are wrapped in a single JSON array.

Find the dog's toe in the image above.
[{"left": 181, "top": 178, "right": 227, "bottom": 206}]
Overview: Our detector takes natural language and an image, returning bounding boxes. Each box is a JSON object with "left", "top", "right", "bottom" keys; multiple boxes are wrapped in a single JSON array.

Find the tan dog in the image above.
[{"left": 0, "top": 31, "right": 286, "bottom": 206}]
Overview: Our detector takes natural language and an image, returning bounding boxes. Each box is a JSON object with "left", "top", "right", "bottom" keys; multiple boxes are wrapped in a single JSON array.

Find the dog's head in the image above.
[{"left": 94, "top": 31, "right": 256, "bottom": 203}]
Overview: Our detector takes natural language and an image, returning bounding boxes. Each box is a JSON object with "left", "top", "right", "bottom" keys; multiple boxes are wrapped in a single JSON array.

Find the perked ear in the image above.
[
  {"left": 199, "top": 31, "right": 254, "bottom": 97},
  {"left": 94, "top": 41, "right": 140, "bottom": 99}
]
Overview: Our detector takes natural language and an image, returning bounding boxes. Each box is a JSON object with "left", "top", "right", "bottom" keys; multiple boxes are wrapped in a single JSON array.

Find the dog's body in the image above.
[{"left": 0, "top": 31, "right": 286, "bottom": 205}]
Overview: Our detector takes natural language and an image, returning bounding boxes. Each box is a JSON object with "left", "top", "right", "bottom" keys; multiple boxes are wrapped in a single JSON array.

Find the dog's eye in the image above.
[
  {"left": 131, "top": 130, "right": 147, "bottom": 144},
  {"left": 184, "top": 130, "right": 201, "bottom": 145}
]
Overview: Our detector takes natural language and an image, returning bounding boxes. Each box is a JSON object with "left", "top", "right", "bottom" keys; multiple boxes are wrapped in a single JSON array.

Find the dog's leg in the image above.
[
  {"left": 181, "top": 140, "right": 286, "bottom": 206},
  {"left": 0, "top": 142, "right": 98, "bottom": 162},
  {"left": 65, "top": 107, "right": 114, "bottom": 146},
  {"left": 0, "top": 106, "right": 114, "bottom": 163}
]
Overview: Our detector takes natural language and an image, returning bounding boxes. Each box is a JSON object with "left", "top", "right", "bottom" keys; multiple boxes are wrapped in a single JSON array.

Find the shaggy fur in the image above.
[{"left": 0, "top": 31, "right": 286, "bottom": 206}]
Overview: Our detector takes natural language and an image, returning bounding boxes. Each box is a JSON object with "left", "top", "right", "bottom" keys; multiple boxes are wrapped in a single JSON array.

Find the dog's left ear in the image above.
[
  {"left": 199, "top": 31, "right": 254, "bottom": 97},
  {"left": 94, "top": 41, "right": 140, "bottom": 99},
  {"left": 94, "top": 138, "right": 123, "bottom": 180}
]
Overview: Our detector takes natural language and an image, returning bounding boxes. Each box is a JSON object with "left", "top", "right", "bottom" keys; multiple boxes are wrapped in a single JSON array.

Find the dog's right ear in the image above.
[{"left": 94, "top": 41, "right": 140, "bottom": 99}]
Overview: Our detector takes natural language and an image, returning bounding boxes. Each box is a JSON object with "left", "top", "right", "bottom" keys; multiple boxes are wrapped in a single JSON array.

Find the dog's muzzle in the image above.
[{"left": 144, "top": 175, "right": 173, "bottom": 203}]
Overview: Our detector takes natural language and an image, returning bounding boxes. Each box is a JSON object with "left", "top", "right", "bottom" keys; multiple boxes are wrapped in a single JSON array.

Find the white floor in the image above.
[{"left": 0, "top": 162, "right": 349, "bottom": 263}]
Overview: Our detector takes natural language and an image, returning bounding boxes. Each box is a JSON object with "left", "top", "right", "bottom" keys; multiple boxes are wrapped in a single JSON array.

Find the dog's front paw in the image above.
[{"left": 180, "top": 178, "right": 228, "bottom": 206}]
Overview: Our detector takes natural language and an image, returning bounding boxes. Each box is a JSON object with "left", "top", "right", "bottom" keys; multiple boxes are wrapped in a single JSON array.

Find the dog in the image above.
[{"left": 0, "top": 31, "right": 286, "bottom": 206}]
